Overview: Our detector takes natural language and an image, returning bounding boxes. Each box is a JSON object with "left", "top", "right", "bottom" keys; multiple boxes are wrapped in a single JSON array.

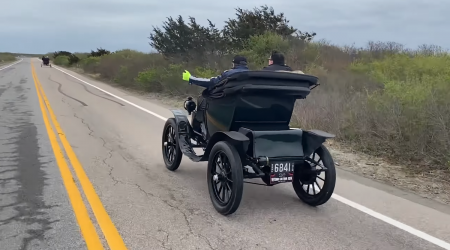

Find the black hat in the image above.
[
  {"left": 269, "top": 51, "right": 285, "bottom": 65},
  {"left": 232, "top": 55, "right": 247, "bottom": 65}
]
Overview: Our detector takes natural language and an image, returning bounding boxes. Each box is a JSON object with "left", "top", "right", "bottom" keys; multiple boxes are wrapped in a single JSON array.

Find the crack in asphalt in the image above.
[
  {"left": 99, "top": 137, "right": 117, "bottom": 186},
  {"left": 120, "top": 154, "right": 129, "bottom": 163},
  {"left": 134, "top": 184, "right": 216, "bottom": 250},
  {"left": 64, "top": 75, "right": 125, "bottom": 107},
  {"left": 158, "top": 228, "right": 171, "bottom": 250},
  {"left": 69, "top": 106, "right": 217, "bottom": 249},
  {"left": 47, "top": 76, "right": 87, "bottom": 107},
  {"left": 72, "top": 112, "right": 121, "bottom": 186},
  {"left": 136, "top": 230, "right": 172, "bottom": 250},
  {"left": 73, "top": 113, "right": 94, "bottom": 137}
]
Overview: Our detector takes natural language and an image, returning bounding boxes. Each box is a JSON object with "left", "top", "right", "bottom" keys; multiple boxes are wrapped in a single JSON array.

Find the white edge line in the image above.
[
  {"left": 333, "top": 194, "right": 450, "bottom": 249},
  {"left": 50, "top": 63, "right": 450, "bottom": 250},
  {"left": 0, "top": 58, "right": 23, "bottom": 71},
  {"left": 51, "top": 65, "right": 167, "bottom": 121}
]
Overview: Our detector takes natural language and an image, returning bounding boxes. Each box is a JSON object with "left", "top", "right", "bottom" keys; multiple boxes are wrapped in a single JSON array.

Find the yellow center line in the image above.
[
  {"left": 31, "top": 63, "right": 128, "bottom": 250},
  {"left": 31, "top": 64, "right": 105, "bottom": 250}
]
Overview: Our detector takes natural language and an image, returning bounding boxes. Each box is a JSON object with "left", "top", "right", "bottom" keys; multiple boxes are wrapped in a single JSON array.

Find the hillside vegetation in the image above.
[
  {"left": 49, "top": 5, "right": 450, "bottom": 174},
  {"left": 0, "top": 52, "right": 17, "bottom": 63}
]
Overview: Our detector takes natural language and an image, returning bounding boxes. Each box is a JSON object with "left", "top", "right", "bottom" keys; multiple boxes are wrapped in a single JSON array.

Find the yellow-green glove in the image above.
[{"left": 182, "top": 70, "right": 191, "bottom": 81}]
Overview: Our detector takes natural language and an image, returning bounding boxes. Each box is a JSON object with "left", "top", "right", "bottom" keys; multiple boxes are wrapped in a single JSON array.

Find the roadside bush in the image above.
[
  {"left": 349, "top": 54, "right": 450, "bottom": 168},
  {"left": 240, "top": 32, "right": 291, "bottom": 69},
  {"left": 52, "top": 51, "right": 80, "bottom": 65},
  {"left": 94, "top": 50, "right": 166, "bottom": 88},
  {"left": 135, "top": 64, "right": 183, "bottom": 93},
  {"left": 79, "top": 56, "right": 101, "bottom": 72},
  {"left": 0, "top": 53, "right": 16, "bottom": 63},
  {"left": 73, "top": 52, "right": 90, "bottom": 62},
  {"left": 135, "top": 64, "right": 213, "bottom": 94},
  {"left": 53, "top": 55, "right": 70, "bottom": 66}
]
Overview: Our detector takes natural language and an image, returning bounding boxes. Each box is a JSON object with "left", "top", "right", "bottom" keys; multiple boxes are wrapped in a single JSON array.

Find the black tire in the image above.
[
  {"left": 207, "top": 141, "right": 244, "bottom": 215},
  {"left": 292, "top": 145, "right": 336, "bottom": 206},
  {"left": 162, "top": 118, "right": 183, "bottom": 171}
]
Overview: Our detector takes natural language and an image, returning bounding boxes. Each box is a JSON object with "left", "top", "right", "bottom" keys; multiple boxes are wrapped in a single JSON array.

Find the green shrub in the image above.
[
  {"left": 74, "top": 53, "right": 90, "bottom": 61},
  {"left": 349, "top": 53, "right": 450, "bottom": 167},
  {"left": 53, "top": 56, "right": 70, "bottom": 66},
  {"left": 239, "top": 32, "right": 290, "bottom": 69},
  {"left": 91, "top": 50, "right": 165, "bottom": 87},
  {"left": 135, "top": 68, "right": 163, "bottom": 92},
  {"left": 193, "top": 67, "right": 217, "bottom": 78},
  {"left": 135, "top": 64, "right": 203, "bottom": 95},
  {"left": 80, "top": 56, "right": 101, "bottom": 72}
]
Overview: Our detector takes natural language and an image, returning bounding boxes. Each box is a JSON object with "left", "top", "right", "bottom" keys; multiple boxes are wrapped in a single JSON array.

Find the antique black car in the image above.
[
  {"left": 161, "top": 70, "right": 336, "bottom": 215},
  {"left": 41, "top": 57, "right": 51, "bottom": 67}
]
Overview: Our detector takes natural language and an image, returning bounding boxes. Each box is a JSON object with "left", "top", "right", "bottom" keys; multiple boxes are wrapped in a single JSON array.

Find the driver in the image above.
[
  {"left": 262, "top": 51, "right": 293, "bottom": 71},
  {"left": 182, "top": 55, "right": 249, "bottom": 90},
  {"left": 182, "top": 55, "right": 249, "bottom": 134}
]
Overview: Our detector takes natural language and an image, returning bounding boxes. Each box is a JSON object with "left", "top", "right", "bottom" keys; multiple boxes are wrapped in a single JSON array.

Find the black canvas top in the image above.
[{"left": 208, "top": 70, "right": 319, "bottom": 99}]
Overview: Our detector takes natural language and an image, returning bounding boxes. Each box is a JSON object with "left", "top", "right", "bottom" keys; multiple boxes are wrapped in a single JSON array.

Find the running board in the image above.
[{"left": 178, "top": 134, "right": 208, "bottom": 162}]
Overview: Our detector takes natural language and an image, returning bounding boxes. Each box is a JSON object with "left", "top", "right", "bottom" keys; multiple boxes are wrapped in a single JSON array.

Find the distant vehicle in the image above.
[{"left": 41, "top": 57, "right": 51, "bottom": 68}]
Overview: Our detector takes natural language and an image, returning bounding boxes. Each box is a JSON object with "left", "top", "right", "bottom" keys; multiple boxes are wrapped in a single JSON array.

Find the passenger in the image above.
[
  {"left": 182, "top": 55, "right": 249, "bottom": 90},
  {"left": 262, "top": 51, "right": 293, "bottom": 72},
  {"left": 182, "top": 56, "right": 249, "bottom": 135}
]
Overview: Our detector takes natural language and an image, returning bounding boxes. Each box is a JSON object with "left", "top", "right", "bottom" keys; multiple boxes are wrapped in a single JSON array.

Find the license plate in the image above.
[{"left": 270, "top": 162, "right": 294, "bottom": 184}]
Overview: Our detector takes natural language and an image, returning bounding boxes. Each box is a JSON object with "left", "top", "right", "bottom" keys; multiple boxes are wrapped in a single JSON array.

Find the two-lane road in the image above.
[{"left": 1, "top": 58, "right": 450, "bottom": 250}]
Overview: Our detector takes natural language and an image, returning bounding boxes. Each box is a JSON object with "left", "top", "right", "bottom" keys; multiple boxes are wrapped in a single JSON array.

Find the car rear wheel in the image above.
[{"left": 292, "top": 145, "right": 336, "bottom": 206}]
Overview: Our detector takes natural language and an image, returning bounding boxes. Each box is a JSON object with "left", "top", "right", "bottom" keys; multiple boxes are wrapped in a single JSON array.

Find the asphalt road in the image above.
[{"left": 1, "top": 58, "right": 450, "bottom": 250}]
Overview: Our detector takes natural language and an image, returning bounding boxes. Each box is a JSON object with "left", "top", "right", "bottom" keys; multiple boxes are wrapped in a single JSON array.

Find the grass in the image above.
[{"left": 0, "top": 52, "right": 17, "bottom": 64}]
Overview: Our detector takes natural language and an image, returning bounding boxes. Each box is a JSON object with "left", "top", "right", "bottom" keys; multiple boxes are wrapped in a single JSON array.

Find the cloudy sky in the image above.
[{"left": 1, "top": 0, "right": 448, "bottom": 54}]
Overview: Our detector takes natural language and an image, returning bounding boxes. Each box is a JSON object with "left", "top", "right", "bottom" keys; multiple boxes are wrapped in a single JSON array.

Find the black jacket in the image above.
[{"left": 262, "top": 64, "right": 293, "bottom": 71}]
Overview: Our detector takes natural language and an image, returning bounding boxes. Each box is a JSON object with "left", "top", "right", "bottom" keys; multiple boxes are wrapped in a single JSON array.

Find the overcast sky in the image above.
[{"left": 1, "top": 0, "right": 448, "bottom": 54}]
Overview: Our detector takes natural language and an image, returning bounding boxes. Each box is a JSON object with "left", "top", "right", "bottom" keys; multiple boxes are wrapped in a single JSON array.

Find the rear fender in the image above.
[
  {"left": 170, "top": 109, "right": 192, "bottom": 137},
  {"left": 301, "top": 129, "right": 335, "bottom": 156},
  {"left": 203, "top": 131, "right": 250, "bottom": 162}
]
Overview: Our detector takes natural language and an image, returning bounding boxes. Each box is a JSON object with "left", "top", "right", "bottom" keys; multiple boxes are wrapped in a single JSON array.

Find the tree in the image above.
[
  {"left": 148, "top": 5, "right": 317, "bottom": 60},
  {"left": 89, "top": 48, "right": 111, "bottom": 57},
  {"left": 53, "top": 51, "right": 79, "bottom": 65},
  {"left": 223, "top": 5, "right": 313, "bottom": 51},
  {"left": 68, "top": 54, "right": 80, "bottom": 65},
  {"left": 293, "top": 31, "right": 317, "bottom": 42},
  {"left": 149, "top": 15, "right": 226, "bottom": 63},
  {"left": 53, "top": 51, "right": 72, "bottom": 59}
]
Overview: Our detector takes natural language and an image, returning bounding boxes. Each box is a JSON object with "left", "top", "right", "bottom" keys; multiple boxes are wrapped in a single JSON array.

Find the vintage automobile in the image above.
[
  {"left": 161, "top": 70, "right": 336, "bottom": 215},
  {"left": 41, "top": 57, "right": 51, "bottom": 67}
]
